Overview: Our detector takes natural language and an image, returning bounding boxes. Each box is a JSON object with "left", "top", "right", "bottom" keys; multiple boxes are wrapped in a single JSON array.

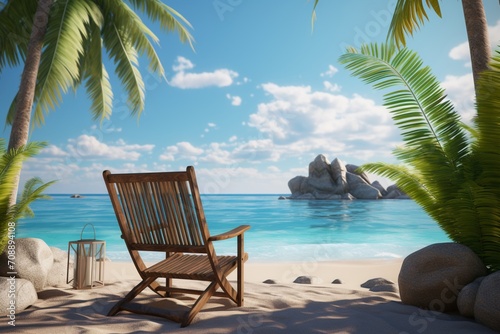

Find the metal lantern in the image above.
[{"left": 67, "top": 223, "right": 105, "bottom": 289}]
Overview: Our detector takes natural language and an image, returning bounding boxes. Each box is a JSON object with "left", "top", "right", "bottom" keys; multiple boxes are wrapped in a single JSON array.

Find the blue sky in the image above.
[{"left": 1, "top": 0, "right": 500, "bottom": 194}]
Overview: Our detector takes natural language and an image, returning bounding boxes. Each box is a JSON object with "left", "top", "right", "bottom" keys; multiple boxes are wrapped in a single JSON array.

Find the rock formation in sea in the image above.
[{"left": 287, "top": 154, "right": 408, "bottom": 200}]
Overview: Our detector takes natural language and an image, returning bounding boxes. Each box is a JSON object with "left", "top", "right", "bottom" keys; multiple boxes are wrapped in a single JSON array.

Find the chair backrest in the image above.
[{"left": 103, "top": 166, "right": 210, "bottom": 254}]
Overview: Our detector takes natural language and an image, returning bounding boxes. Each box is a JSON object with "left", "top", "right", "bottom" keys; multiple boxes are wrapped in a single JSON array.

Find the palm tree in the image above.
[
  {"left": 0, "top": 139, "right": 55, "bottom": 252},
  {"left": 0, "top": 0, "right": 193, "bottom": 203},
  {"left": 339, "top": 43, "right": 500, "bottom": 271},
  {"left": 312, "top": 0, "right": 491, "bottom": 92}
]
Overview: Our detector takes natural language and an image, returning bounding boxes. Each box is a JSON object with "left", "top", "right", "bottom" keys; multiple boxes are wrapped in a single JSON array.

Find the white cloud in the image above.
[
  {"left": 320, "top": 65, "right": 338, "bottom": 77},
  {"left": 66, "top": 135, "right": 154, "bottom": 160},
  {"left": 244, "top": 83, "right": 397, "bottom": 163},
  {"left": 170, "top": 56, "right": 238, "bottom": 89},
  {"left": 41, "top": 145, "right": 67, "bottom": 157},
  {"left": 441, "top": 73, "right": 475, "bottom": 121},
  {"left": 172, "top": 56, "right": 194, "bottom": 72},
  {"left": 267, "top": 165, "right": 280, "bottom": 172},
  {"left": 449, "top": 41, "right": 470, "bottom": 62},
  {"left": 160, "top": 141, "right": 204, "bottom": 161},
  {"left": 323, "top": 80, "right": 341, "bottom": 92},
  {"left": 194, "top": 166, "right": 292, "bottom": 194},
  {"left": 200, "top": 142, "right": 236, "bottom": 164},
  {"left": 226, "top": 94, "right": 242, "bottom": 106}
]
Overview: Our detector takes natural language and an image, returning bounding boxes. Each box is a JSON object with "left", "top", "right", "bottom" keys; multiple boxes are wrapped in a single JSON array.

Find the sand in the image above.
[{"left": 1, "top": 259, "right": 496, "bottom": 334}]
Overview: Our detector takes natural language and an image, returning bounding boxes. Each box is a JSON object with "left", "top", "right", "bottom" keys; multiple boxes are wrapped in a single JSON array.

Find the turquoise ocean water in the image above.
[{"left": 15, "top": 194, "right": 450, "bottom": 262}]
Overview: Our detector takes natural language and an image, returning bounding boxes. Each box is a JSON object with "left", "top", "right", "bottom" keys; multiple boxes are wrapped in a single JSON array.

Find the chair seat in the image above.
[{"left": 144, "top": 253, "right": 248, "bottom": 281}]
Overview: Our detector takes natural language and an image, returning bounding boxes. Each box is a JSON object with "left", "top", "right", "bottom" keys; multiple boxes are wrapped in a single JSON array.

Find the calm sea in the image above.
[{"left": 15, "top": 194, "right": 450, "bottom": 262}]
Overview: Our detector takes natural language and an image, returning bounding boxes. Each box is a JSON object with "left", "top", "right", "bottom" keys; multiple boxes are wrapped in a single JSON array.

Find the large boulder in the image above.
[
  {"left": 307, "top": 155, "right": 339, "bottom": 194},
  {"left": 0, "top": 238, "right": 54, "bottom": 291},
  {"left": 330, "top": 158, "right": 348, "bottom": 193},
  {"left": 474, "top": 271, "right": 500, "bottom": 332},
  {"left": 288, "top": 176, "right": 307, "bottom": 196},
  {"left": 457, "top": 277, "right": 484, "bottom": 318},
  {"left": 371, "top": 180, "right": 388, "bottom": 197},
  {"left": 46, "top": 247, "right": 70, "bottom": 287},
  {"left": 0, "top": 277, "right": 37, "bottom": 316},
  {"left": 346, "top": 173, "right": 381, "bottom": 199},
  {"left": 398, "top": 243, "right": 487, "bottom": 312},
  {"left": 346, "top": 164, "right": 371, "bottom": 185}
]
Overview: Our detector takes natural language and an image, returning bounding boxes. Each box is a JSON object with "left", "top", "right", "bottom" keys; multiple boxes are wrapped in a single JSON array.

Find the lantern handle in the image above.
[{"left": 80, "top": 223, "right": 96, "bottom": 240}]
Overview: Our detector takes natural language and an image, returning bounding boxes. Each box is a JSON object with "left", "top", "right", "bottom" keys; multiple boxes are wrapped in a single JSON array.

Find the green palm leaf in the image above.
[
  {"left": 341, "top": 43, "right": 500, "bottom": 271},
  {"left": 102, "top": 19, "right": 145, "bottom": 116},
  {"left": 101, "top": 0, "right": 165, "bottom": 79},
  {"left": 388, "top": 0, "right": 442, "bottom": 47},
  {"left": 128, "top": 0, "right": 194, "bottom": 49},
  {"left": 79, "top": 21, "right": 113, "bottom": 121},
  {"left": 33, "top": 0, "right": 102, "bottom": 126},
  {"left": 0, "top": 139, "right": 54, "bottom": 252},
  {"left": 0, "top": 0, "right": 37, "bottom": 71}
]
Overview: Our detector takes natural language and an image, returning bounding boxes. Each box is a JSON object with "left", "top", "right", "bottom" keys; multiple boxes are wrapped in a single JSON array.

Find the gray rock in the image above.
[
  {"left": 314, "top": 193, "right": 342, "bottom": 200},
  {"left": 330, "top": 158, "right": 348, "bottom": 193},
  {"left": 371, "top": 181, "right": 388, "bottom": 197},
  {"left": 346, "top": 164, "right": 371, "bottom": 185},
  {"left": 0, "top": 238, "right": 54, "bottom": 291},
  {"left": 307, "top": 155, "right": 338, "bottom": 194},
  {"left": 345, "top": 170, "right": 382, "bottom": 199},
  {"left": 293, "top": 276, "right": 319, "bottom": 284},
  {"left": 361, "top": 277, "right": 394, "bottom": 288},
  {"left": 263, "top": 279, "right": 277, "bottom": 284},
  {"left": 370, "top": 284, "right": 399, "bottom": 293},
  {"left": 0, "top": 277, "right": 37, "bottom": 316},
  {"left": 341, "top": 193, "right": 356, "bottom": 200},
  {"left": 291, "top": 193, "right": 316, "bottom": 200},
  {"left": 383, "top": 190, "right": 403, "bottom": 199},
  {"left": 398, "top": 243, "right": 487, "bottom": 312},
  {"left": 46, "top": 247, "right": 70, "bottom": 287},
  {"left": 475, "top": 271, "right": 500, "bottom": 332},
  {"left": 352, "top": 184, "right": 382, "bottom": 200},
  {"left": 331, "top": 279, "right": 342, "bottom": 284},
  {"left": 457, "top": 276, "right": 484, "bottom": 318},
  {"left": 288, "top": 176, "right": 307, "bottom": 197},
  {"left": 361, "top": 277, "right": 397, "bottom": 292},
  {"left": 287, "top": 154, "right": 403, "bottom": 200}
]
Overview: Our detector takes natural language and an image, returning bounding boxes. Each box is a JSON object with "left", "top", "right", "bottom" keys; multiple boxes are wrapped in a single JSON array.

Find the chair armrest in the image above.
[{"left": 209, "top": 225, "right": 250, "bottom": 241}]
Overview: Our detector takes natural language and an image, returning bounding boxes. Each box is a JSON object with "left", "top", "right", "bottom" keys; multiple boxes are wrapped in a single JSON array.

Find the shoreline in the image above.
[{"left": 4, "top": 258, "right": 495, "bottom": 333}]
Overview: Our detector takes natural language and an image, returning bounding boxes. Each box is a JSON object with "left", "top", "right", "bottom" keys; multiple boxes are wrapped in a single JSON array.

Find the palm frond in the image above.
[
  {"left": 0, "top": 141, "right": 50, "bottom": 251},
  {"left": 0, "top": 0, "right": 37, "bottom": 71},
  {"left": 100, "top": 0, "right": 165, "bottom": 80},
  {"left": 14, "top": 177, "right": 56, "bottom": 221},
  {"left": 388, "top": 0, "right": 442, "bottom": 47},
  {"left": 102, "top": 18, "right": 145, "bottom": 116},
  {"left": 339, "top": 44, "right": 468, "bottom": 167},
  {"left": 342, "top": 43, "right": 500, "bottom": 271},
  {"left": 311, "top": 0, "right": 320, "bottom": 30},
  {"left": 128, "top": 0, "right": 194, "bottom": 49},
  {"left": 79, "top": 21, "right": 113, "bottom": 121},
  {"left": 33, "top": 0, "right": 99, "bottom": 126}
]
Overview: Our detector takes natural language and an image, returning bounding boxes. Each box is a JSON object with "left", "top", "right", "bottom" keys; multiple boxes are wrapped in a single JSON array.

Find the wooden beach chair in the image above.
[{"left": 102, "top": 166, "right": 250, "bottom": 327}]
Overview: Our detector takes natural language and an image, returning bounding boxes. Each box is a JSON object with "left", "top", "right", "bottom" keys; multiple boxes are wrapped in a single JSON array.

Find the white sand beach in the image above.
[{"left": 2, "top": 259, "right": 496, "bottom": 334}]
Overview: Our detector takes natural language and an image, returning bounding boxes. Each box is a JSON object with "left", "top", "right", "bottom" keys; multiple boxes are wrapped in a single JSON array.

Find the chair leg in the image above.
[
  {"left": 108, "top": 277, "right": 157, "bottom": 316},
  {"left": 181, "top": 280, "right": 218, "bottom": 327}
]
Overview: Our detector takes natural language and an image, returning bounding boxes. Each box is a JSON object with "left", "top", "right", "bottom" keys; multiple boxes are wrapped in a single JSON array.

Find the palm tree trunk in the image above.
[
  {"left": 461, "top": 0, "right": 490, "bottom": 93},
  {"left": 7, "top": 0, "right": 52, "bottom": 205}
]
